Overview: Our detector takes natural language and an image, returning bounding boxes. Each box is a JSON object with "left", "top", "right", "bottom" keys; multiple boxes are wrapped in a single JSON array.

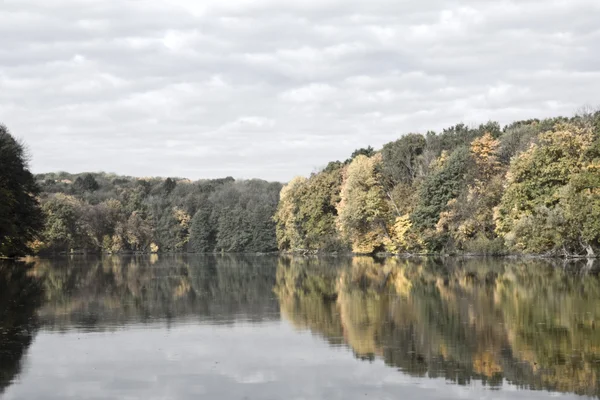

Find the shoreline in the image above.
[{"left": 10, "top": 250, "right": 598, "bottom": 260}]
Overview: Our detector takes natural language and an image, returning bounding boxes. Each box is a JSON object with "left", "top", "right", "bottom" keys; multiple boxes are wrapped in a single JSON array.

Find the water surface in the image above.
[{"left": 1, "top": 255, "right": 599, "bottom": 399}]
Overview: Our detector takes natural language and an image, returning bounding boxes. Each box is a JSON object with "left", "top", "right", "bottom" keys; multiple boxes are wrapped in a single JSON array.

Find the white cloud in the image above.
[
  {"left": 281, "top": 83, "right": 337, "bottom": 103},
  {"left": 0, "top": 0, "right": 599, "bottom": 181}
]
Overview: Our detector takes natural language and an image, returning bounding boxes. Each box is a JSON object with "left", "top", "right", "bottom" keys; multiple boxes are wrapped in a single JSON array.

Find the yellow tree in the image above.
[
  {"left": 336, "top": 154, "right": 391, "bottom": 253},
  {"left": 274, "top": 176, "right": 307, "bottom": 251}
]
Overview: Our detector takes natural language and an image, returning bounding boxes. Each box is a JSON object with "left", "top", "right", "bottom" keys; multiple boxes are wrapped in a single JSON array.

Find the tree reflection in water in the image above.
[
  {"left": 0, "top": 261, "right": 44, "bottom": 395},
  {"left": 276, "top": 256, "right": 600, "bottom": 398},
  {"left": 2, "top": 255, "right": 600, "bottom": 398}
]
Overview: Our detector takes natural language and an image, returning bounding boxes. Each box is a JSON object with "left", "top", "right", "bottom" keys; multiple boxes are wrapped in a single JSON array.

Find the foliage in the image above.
[
  {"left": 275, "top": 166, "right": 346, "bottom": 253},
  {"left": 277, "top": 111, "right": 600, "bottom": 256},
  {"left": 346, "top": 146, "right": 375, "bottom": 163},
  {"left": 74, "top": 173, "right": 99, "bottom": 192},
  {"left": 337, "top": 154, "right": 391, "bottom": 253},
  {"left": 436, "top": 133, "right": 506, "bottom": 251},
  {"left": 0, "top": 126, "right": 44, "bottom": 257},
  {"left": 495, "top": 122, "right": 599, "bottom": 255},
  {"left": 380, "top": 133, "right": 427, "bottom": 186},
  {"left": 35, "top": 172, "right": 281, "bottom": 254},
  {"left": 274, "top": 176, "right": 308, "bottom": 251},
  {"left": 6, "top": 111, "right": 600, "bottom": 257},
  {"left": 411, "top": 146, "right": 471, "bottom": 245}
]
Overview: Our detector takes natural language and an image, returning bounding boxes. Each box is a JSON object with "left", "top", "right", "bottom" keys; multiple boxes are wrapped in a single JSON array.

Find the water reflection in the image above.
[
  {"left": 276, "top": 256, "right": 600, "bottom": 397},
  {"left": 0, "top": 261, "right": 44, "bottom": 395},
  {"left": 0, "top": 255, "right": 599, "bottom": 399},
  {"left": 31, "top": 255, "right": 280, "bottom": 329}
]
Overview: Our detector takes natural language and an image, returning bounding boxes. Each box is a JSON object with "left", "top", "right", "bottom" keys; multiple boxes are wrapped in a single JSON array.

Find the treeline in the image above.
[
  {"left": 33, "top": 173, "right": 282, "bottom": 254},
  {"left": 2, "top": 111, "right": 600, "bottom": 258},
  {"left": 275, "top": 111, "right": 600, "bottom": 257},
  {"left": 1, "top": 122, "right": 281, "bottom": 256}
]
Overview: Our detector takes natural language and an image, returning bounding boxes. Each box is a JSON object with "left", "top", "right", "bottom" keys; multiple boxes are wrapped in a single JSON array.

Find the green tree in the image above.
[
  {"left": 495, "top": 123, "right": 596, "bottom": 254},
  {"left": 345, "top": 146, "right": 375, "bottom": 164},
  {"left": 189, "top": 202, "right": 217, "bottom": 252},
  {"left": 297, "top": 166, "right": 345, "bottom": 251},
  {"left": 411, "top": 147, "right": 471, "bottom": 233},
  {"left": 125, "top": 211, "right": 153, "bottom": 252},
  {"left": 380, "top": 134, "right": 427, "bottom": 219},
  {"left": 0, "top": 126, "right": 44, "bottom": 257},
  {"left": 40, "top": 194, "right": 88, "bottom": 253},
  {"left": 381, "top": 133, "right": 427, "bottom": 186},
  {"left": 74, "top": 173, "right": 99, "bottom": 192},
  {"left": 163, "top": 178, "right": 176, "bottom": 195}
]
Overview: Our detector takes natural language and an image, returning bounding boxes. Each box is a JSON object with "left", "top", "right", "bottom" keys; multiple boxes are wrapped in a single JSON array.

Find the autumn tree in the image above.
[
  {"left": 495, "top": 122, "right": 598, "bottom": 255},
  {"left": 336, "top": 154, "right": 391, "bottom": 254},
  {"left": 436, "top": 133, "right": 505, "bottom": 253},
  {"left": 297, "top": 166, "right": 345, "bottom": 251},
  {"left": 125, "top": 211, "right": 153, "bottom": 252},
  {"left": 274, "top": 176, "right": 308, "bottom": 251}
]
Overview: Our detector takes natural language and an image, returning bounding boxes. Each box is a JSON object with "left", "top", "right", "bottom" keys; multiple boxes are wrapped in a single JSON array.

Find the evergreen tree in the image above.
[{"left": 0, "top": 126, "right": 44, "bottom": 257}]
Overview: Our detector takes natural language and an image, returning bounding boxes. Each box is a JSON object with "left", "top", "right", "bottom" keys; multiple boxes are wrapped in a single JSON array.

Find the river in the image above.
[{"left": 1, "top": 255, "right": 599, "bottom": 399}]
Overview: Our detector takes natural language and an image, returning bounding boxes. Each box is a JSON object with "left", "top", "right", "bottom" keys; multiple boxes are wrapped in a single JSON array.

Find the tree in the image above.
[
  {"left": 495, "top": 123, "right": 597, "bottom": 254},
  {"left": 336, "top": 154, "right": 391, "bottom": 254},
  {"left": 172, "top": 207, "right": 191, "bottom": 251},
  {"left": 215, "top": 206, "right": 251, "bottom": 252},
  {"left": 40, "top": 194, "right": 87, "bottom": 253},
  {"left": 75, "top": 173, "right": 99, "bottom": 192},
  {"left": 274, "top": 176, "right": 308, "bottom": 251},
  {"left": 163, "top": 178, "right": 176, "bottom": 195},
  {"left": 297, "top": 166, "right": 345, "bottom": 251},
  {"left": 411, "top": 147, "right": 471, "bottom": 232},
  {"left": 125, "top": 211, "right": 153, "bottom": 252},
  {"left": 380, "top": 134, "right": 427, "bottom": 220},
  {"left": 0, "top": 126, "right": 44, "bottom": 257},
  {"left": 435, "top": 133, "right": 505, "bottom": 252},
  {"left": 381, "top": 134, "right": 427, "bottom": 186},
  {"left": 80, "top": 199, "right": 123, "bottom": 251},
  {"left": 345, "top": 146, "right": 375, "bottom": 164}
]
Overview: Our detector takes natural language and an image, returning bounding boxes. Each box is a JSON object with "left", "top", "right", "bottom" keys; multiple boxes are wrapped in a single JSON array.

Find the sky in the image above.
[{"left": 1, "top": 0, "right": 599, "bottom": 182}]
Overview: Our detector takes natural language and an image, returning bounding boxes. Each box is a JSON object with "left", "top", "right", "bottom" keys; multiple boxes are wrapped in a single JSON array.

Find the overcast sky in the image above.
[{"left": 1, "top": 0, "right": 599, "bottom": 181}]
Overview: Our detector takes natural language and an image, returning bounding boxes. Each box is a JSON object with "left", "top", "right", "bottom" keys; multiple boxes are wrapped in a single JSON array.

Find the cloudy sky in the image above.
[{"left": 1, "top": 0, "right": 599, "bottom": 181}]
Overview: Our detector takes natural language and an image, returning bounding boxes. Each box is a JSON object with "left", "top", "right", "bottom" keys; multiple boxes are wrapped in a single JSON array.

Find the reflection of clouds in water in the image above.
[
  {"left": 235, "top": 371, "right": 277, "bottom": 384},
  {"left": 32, "top": 255, "right": 281, "bottom": 330},
  {"left": 275, "top": 256, "right": 600, "bottom": 398},
  {"left": 3, "top": 257, "right": 600, "bottom": 399}
]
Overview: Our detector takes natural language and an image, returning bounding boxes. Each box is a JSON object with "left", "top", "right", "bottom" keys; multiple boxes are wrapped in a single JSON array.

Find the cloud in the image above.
[{"left": 1, "top": 0, "right": 599, "bottom": 181}]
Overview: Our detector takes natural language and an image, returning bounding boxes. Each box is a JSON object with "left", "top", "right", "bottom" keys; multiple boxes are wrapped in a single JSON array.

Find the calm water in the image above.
[{"left": 1, "top": 255, "right": 599, "bottom": 399}]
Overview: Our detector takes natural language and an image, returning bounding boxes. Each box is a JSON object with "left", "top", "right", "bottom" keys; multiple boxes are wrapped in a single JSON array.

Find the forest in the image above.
[
  {"left": 33, "top": 172, "right": 282, "bottom": 255},
  {"left": 275, "top": 110, "right": 600, "bottom": 257},
  {"left": 1, "top": 110, "right": 600, "bottom": 257}
]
